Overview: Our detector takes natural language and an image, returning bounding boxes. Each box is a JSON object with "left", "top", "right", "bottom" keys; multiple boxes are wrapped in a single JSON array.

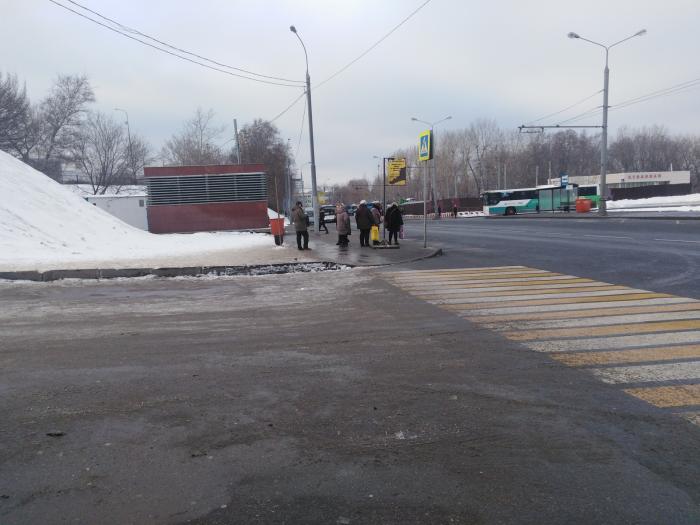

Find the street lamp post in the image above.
[
  {"left": 114, "top": 108, "right": 134, "bottom": 184},
  {"left": 290, "top": 25, "right": 319, "bottom": 233},
  {"left": 411, "top": 116, "right": 452, "bottom": 218},
  {"left": 568, "top": 29, "right": 646, "bottom": 216}
]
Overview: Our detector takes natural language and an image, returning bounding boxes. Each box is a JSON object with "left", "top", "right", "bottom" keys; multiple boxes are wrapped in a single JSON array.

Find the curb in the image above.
[
  {"left": 485, "top": 213, "right": 700, "bottom": 221},
  {"left": 0, "top": 262, "right": 348, "bottom": 282}
]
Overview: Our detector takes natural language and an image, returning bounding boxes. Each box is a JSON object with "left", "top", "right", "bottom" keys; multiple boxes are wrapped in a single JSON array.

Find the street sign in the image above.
[
  {"left": 388, "top": 159, "right": 407, "bottom": 185},
  {"left": 418, "top": 130, "right": 433, "bottom": 161},
  {"left": 560, "top": 172, "right": 569, "bottom": 186}
]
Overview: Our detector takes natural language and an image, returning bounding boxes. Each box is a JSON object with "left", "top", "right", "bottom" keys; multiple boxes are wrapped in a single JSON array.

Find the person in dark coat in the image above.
[
  {"left": 384, "top": 202, "right": 403, "bottom": 246},
  {"left": 291, "top": 201, "right": 309, "bottom": 250},
  {"left": 336, "top": 203, "right": 351, "bottom": 247},
  {"left": 318, "top": 209, "right": 329, "bottom": 233},
  {"left": 453, "top": 205, "right": 458, "bottom": 218},
  {"left": 355, "top": 200, "right": 374, "bottom": 247}
]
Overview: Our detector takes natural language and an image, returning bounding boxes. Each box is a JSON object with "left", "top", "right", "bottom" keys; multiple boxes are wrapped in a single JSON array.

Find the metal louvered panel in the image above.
[{"left": 147, "top": 173, "right": 267, "bottom": 206}]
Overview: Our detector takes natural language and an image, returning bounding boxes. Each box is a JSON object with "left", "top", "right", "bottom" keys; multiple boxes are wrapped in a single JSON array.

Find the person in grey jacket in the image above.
[
  {"left": 354, "top": 200, "right": 374, "bottom": 247},
  {"left": 291, "top": 201, "right": 309, "bottom": 250},
  {"left": 336, "top": 203, "right": 351, "bottom": 247}
]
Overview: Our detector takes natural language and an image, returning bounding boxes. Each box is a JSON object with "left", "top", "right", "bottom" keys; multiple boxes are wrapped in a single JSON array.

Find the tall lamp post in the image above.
[
  {"left": 114, "top": 108, "right": 134, "bottom": 184},
  {"left": 568, "top": 29, "right": 646, "bottom": 216},
  {"left": 290, "top": 25, "right": 319, "bottom": 232},
  {"left": 411, "top": 115, "right": 451, "bottom": 217}
]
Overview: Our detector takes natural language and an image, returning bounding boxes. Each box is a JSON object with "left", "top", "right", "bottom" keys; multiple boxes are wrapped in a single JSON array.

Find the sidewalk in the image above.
[{"left": 297, "top": 226, "right": 441, "bottom": 267}]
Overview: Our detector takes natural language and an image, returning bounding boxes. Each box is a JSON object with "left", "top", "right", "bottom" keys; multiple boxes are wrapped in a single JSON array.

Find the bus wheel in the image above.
[{"left": 505, "top": 207, "right": 516, "bottom": 216}]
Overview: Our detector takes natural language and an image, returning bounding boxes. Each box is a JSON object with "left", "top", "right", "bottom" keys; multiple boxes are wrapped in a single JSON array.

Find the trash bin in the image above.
[
  {"left": 269, "top": 218, "right": 285, "bottom": 245},
  {"left": 576, "top": 198, "right": 592, "bottom": 213}
]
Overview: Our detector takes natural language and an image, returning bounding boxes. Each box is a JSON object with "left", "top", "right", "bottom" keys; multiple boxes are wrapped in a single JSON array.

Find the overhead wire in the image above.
[
  {"left": 314, "top": 0, "right": 433, "bottom": 89},
  {"left": 525, "top": 90, "right": 603, "bottom": 125},
  {"left": 269, "top": 91, "right": 307, "bottom": 123},
  {"left": 64, "top": 0, "right": 305, "bottom": 85},
  {"left": 48, "top": 0, "right": 303, "bottom": 87}
]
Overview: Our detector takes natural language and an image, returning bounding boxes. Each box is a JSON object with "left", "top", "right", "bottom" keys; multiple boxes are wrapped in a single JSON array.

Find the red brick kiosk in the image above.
[{"left": 144, "top": 164, "right": 268, "bottom": 233}]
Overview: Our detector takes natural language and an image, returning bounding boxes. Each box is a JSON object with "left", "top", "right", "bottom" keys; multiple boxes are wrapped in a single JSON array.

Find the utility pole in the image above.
[
  {"left": 114, "top": 108, "right": 133, "bottom": 183},
  {"left": 290, "top": 26, "right": 319, "bottom": 232},
  {"left": 285, "top": 138, "right": 292, "bottom": 217},
  {"left": 535, "top": 165, "right": 539, "bottom": 186},
  {"left": 567, "top": 29, "right": 646, "bottom": 215},
  {"left": 233, "top": 118, "right": 241, "bottom": 164}
]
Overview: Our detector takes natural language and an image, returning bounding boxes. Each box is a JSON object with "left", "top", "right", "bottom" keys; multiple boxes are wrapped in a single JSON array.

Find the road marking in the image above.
[
  {"left": 584, "top": 234, "right": 633, "bottom": 240},
  {"left": 392, "top": 271, "right": 556, "bottom": 283},
  {"left": 396, "top": 277, "right": 593, "bottom": 291},
  {"left": 442, "top": 292, "right": 670, "bottom": 310},
  {"left": 395, "top": 275, "right": 583, "bottom": 288},
  {"left": 552, "top": 345, "right": 700, "bottom": 367},
  {"left": 508, "top": 319, "right": 700, "bottom": 342},
  {"left": 624, "top": 385, "right": 700, "bottom": 408},
  {"left": 388, "top": 265, "right": 700, "bottom": 424},
  {"left": 653, "top": 238, "right": 700, "bottom": 244},
  {"left": 460, "top": 299, "right": 699, "bottom": 320},
  {"left": 526, "top": 331, "right": 700, "bottom": 353},
  {"left": 494, "top": 310, "right": 700, "bottom": 330},
  {"left": 417, "top": 285, "right": 626, "bottom": 299},
  {"left": 592, "top": 361, "right": 700, "bottom": 384}
]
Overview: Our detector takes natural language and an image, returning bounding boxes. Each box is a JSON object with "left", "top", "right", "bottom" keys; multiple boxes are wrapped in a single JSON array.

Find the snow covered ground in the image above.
[
  {"left": 0, "top": 152, "right": 307, "bottom": 272},
  {"left": 608, "top": 193, "right": 700, "bottom": 212}
]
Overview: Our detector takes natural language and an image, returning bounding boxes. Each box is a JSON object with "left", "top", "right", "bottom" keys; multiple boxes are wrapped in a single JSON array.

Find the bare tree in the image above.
[
  {"left": 0, "top": 72, "right": 30, "bottom": 155},
  {"left": 161, "top": 108, "right": 225, "bottom": 165},
  {"left": 72, "top": 112, "right": 128, "bottom": 195},
  {"left": 38, "top": 75, "right": 95, "bottom": 161},
  {"left": 237, "top": 119, "right": 293, "bottom": 210}
]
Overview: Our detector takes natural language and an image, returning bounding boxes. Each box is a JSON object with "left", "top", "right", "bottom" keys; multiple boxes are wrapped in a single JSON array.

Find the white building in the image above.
[
  {"left": 548, "top": 170, "right": 690, "bottom": 189},
  {"left": 65, "top": 184, "right": 148, "bottom": 230}
]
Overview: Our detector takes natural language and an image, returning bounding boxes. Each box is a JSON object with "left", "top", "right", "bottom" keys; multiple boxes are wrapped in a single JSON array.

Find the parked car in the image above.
[
  {"left": 304, "top": 207, "right": 314, "bottom": 225},
  {"left": 320, "top": 204, "right": 336, "bottom": 223}
]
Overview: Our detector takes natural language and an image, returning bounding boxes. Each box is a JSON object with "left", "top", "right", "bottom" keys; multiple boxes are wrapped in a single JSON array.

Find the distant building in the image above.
[{"left": 548, "top": 170, "right": 690, "bottom": 189}]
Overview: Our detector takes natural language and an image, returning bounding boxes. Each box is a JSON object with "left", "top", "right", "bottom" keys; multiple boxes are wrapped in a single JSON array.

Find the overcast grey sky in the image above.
[{"left": 2, "top": 0, "right": 699, "bottom": 185}]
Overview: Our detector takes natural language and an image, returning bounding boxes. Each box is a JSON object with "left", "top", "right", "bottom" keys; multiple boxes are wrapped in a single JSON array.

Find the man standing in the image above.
[
  {"left": 355, "top": 200, "right": 373, "bottom": 247},
  {"left": 292, "top": 201, "right": 309, "bottom": 250}
]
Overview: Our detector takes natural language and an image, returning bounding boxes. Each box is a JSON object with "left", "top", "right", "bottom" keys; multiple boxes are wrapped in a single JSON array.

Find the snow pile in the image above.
[
  {"left": 608, "top": 193, "right": 700, "bottom": 212},
  {"left": 0, "top": 151, "right": 276, "bottom": 271}
]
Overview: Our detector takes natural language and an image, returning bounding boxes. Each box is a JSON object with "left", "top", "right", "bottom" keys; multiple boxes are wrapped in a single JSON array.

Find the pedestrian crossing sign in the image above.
[{"left": 418, "top": 130, "right": 433, "bottom": 161}]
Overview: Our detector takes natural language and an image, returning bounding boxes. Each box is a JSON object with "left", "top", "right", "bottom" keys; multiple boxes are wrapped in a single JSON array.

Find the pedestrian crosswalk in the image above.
[{"left": 388, "top": 265, "right": 700, "bottom": 426}]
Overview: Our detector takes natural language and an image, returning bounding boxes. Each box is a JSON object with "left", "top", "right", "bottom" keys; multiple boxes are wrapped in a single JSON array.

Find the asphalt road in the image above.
[
  {"left": 1, "top": 218, "right": 699, "bottom": 524},
  {"left": 402, "top": 216, "right": 700, "bottom": 298}
]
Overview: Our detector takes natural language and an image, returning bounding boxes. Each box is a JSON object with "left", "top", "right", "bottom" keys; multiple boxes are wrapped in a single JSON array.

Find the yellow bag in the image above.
[{"left": 370, "top": 225, "right": 379, "bottom": 242}]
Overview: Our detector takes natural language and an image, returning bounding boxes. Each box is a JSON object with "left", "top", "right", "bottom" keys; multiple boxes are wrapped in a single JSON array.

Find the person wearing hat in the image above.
[
  {"left": 384, "top": 202, "right": 404, "bottom": 246},
  {"left": 354, "top": 199, "right": 374, "bottom": 247},
  {"left": 336, "top": 203, "right": 351, "bottom": 247},
  {"left": 291, "top": 201, "right": 309, "bottom": 250}
]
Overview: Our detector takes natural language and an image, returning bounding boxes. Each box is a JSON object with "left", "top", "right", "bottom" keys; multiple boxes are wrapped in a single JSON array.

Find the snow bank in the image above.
[
  {"left": 0, "top": 151, "right": 280, "bottom": 272},
  {"left": 608, "top": 193, "right": 700, "bottom": 211}
]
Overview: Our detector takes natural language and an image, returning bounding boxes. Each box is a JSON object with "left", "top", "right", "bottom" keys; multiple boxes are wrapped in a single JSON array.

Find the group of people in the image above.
[{"left": 290, "top": 200, "right": 403, "bottom": 250}]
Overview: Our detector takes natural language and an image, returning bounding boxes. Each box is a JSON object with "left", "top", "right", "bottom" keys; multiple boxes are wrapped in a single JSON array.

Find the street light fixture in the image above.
[
  {"left": 114, "top": 108, "right": 135, "bottom": 184},
  {"left": 410, "top": 115, "right": 452, "bottom": 217},
  {"left": 568, "top": 29, "right": 646, "bottom": 215},
  {"left": 290, "top": 25, "right": 319, "bottom": 232}
]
